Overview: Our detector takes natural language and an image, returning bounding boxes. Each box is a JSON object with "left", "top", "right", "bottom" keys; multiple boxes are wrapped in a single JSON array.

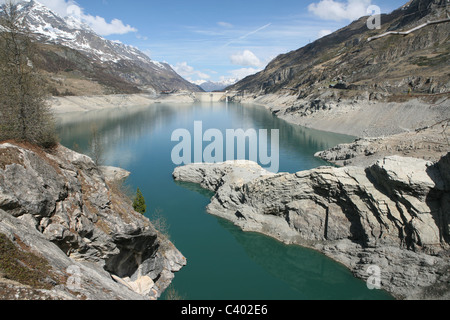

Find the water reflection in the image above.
[
  {"left": 174, "top": 181, "right": 215, "bottom": 199},
  {"left": 55, "top": 102, "right": 392, "bottom": 300},
  {"left": 228, "top": 104, "right": 355, "bottom": 172},
  {"left": 57, "top": 104, "right": 182, "bottom": 153},
  {"left": 174, "top": 171, "right": 393, "bottom": 300},
  {"left": 216, "top": 218, "right": 393, "bottom": 300},
  {"left": 57, "top": 102, "right": 355, "bottom": 173}
]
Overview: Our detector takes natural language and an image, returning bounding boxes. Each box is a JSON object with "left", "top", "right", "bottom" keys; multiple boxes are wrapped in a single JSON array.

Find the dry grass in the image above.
[
  {"left": 164, "top": 285, "right": 185, "bottom": 300},
  {"left": 35, "top": 43, "right": 141, "bottom": 96},
  {"left": 0, "top": 146, "right": 24, "bottom": 170},
  {"left": 150, "top": 208, "right": 171, "bottom": 240},
  {"left": 0, "top": 234, "right": 53, "bottom": 290},
  {"left": 107, "top": 180, "right": 136, "bottom": 225},
  {"left": 44, "top": 70, "right": 108, "bottom": 97},
  {"left": 0, "top": 140, "right": 62, "bottom": 174}
]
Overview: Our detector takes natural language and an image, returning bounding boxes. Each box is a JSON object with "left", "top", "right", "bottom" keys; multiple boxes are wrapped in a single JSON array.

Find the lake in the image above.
[{"left": 57, "top": 101, "right": 393, "bottom": 300}]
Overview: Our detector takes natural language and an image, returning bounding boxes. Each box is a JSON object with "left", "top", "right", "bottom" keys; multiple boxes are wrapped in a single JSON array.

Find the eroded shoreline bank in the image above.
[
  {"left": 234, "top": 93, "right": 450, "bottom": 138},
  {"left": 49, "top": 93, "right": 196, "bottom": 114},
  {"left": 173, "top": 157, "right": 450, "bottom": 300},
  {"left": 231, "top": 93, "right": 449, "bottom": 167}
]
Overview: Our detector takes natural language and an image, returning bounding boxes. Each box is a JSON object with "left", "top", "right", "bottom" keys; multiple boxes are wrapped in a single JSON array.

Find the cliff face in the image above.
[
  {"left": 173, "top": 155, "right": 450, "bottom": 299},
  {"left": 230, "top": 0, "right": 449, "bottom": 98},
  {"left": 0, "top": 142, "right": 185, "bottom": 300}
]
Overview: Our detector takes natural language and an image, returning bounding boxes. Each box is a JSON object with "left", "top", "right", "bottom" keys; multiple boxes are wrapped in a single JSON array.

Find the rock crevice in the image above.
[{"left": 0, "top": 142, "right": 185, "bottom": 300}]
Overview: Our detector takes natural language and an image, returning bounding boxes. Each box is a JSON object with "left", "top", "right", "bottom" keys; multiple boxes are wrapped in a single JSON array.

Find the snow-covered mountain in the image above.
[
  {"left": 1, "top": 0, "right": 201, "bottom": 93},
  {"left": 196, "top": 78, "right": 239, "bottom": 92},
  {"left": 18, "top": 0, "right": 154, "bottom": 64}
]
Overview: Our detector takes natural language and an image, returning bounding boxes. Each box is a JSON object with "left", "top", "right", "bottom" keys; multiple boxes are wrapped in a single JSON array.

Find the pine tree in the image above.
[{"left": 133, "top": 188, "right": 146, "bottom": 215}]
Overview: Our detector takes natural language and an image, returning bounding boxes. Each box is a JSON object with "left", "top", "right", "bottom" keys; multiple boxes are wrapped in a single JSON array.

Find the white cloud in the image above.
[
  {"left": 37, "top": 0, "right": 76, "bottom": 16},
  {"left": 37, "top": 0, "right": 137, "bottom": 36},
  {"left": 217, "top": 21, "right": 233, "bottom": 28},
  {"left": 230, "top": 50, "right": 262, "bottom": 67},
  {"left": 318, "top": 29, "right": 333, "bottom": 38},
  {"left": 172, "top": 62, "right": 210, "bottom": 80},
  {"left": 192, "top": 79, "right": 208, "bottom": 85},
  {"left": 308, "top": 0, "right": 372, "bottom": 22},
  {"left": 142, "top": 49, "right": 152, "bottom": 59},
  {"left": 228, "top": 67, "right": 262, "bottom": 80},
  {"left": 136, "top": 34, "right": 149, "bottom": 41},
  {"left": 82, "top": 15, "right": 136, "bottom": 36}
]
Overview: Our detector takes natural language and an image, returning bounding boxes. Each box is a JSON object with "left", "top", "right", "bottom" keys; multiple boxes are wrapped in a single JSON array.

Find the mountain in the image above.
[
  {"left": 1, "top": 0, "right": 202, "bottom": 95},
  {"left": 196, "top": 78, "right": 239, "bottom": 92},
  {"left": 228, "top": 0, "right": 449, "bottom": 100}
]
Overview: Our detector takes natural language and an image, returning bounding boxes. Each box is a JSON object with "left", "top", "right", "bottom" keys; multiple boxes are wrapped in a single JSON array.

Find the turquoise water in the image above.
[{"left": 57, "top": 102, "right": 394, "bottom": 300}]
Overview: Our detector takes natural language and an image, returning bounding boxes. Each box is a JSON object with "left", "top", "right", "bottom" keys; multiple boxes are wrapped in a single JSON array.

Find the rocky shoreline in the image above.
[
  {"left": 49, "top": 92, "right": 196, "bottom": 114},
  {"left": 316, "top": 119, "right": 450, "bottom": 167},
  {"left": 233, "top": 93, "right": 450, "bottom": 138},
  {"left": 43, "top": 89, "right": 449, "bottom": 300},
  {"left": 173, "top": 155, "right": 450, "bottom": 300},
  {"left": 0, "top": 142, "right": 186, "bottom": 300}
]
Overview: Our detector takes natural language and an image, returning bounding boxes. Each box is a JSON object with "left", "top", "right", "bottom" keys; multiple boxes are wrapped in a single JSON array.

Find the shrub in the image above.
[{"left": 132, "top": 187, "right": 147, "bottom": 215}]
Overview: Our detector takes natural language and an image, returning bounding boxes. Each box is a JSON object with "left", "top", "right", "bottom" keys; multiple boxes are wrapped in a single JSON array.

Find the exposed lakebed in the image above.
[{"left": 57, "top": 102, "right": 393, "bottom": 300}]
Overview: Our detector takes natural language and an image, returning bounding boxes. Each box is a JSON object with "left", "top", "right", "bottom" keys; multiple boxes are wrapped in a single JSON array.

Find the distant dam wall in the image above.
[{"left": 194, "top": 92, "right": 227, "bottom": 102}]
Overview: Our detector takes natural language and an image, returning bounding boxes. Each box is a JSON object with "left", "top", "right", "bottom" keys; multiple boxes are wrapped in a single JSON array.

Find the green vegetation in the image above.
[
  {"left": 412, "top": 53, "right": 449, "bottom": 67},
  {"left": 133, "top": 187, "right": 147, "bottom": 215},
  {"left": 0, "top": 234, "right": 53, "bottom": 289},
  {"left": 0, "top": 1, "right": 57, "bottom": 148}
]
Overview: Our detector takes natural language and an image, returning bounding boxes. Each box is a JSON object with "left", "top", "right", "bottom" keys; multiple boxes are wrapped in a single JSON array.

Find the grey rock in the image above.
[
  {"left": 100, "top": 166, "right": 131, "bottom": 184},
  {"left": 315, "top": 121, "right": 450, "bottom": 167},
  {"left": 0, "top": 143, "right": 186, "bottom": 300},
  {"left": 173, "top": 154, "right": 450, "bottom": 299},
  {"left": 0, "top": 209, "right": 145, "bottom": 300}
]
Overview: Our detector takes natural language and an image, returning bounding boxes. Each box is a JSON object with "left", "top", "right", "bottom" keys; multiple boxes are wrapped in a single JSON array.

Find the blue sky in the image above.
[{"left": 38, "top": 0, "right": 408, "bottom": 83}]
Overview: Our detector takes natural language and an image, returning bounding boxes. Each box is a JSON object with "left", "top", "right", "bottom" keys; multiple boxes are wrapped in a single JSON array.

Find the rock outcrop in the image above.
[
  {"left": 173, "top": 155, "right": 450, "bottom": 299},
  {"left": 0, "top": 142, "right": 186, "bottom": 300},
  {"left": 316, "top": 120, "right": 450, "bottom": 167}
]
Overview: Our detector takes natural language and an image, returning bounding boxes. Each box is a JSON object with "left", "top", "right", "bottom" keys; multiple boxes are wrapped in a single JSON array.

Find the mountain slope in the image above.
[
  {"left": 229, "top": 0, "right": 449, "bottom": 99},
  {"left": 1, "top": 0, "right": 202, "bottom": 95}
]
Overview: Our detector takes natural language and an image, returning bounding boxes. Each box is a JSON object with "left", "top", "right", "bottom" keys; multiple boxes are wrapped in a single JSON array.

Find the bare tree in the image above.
[
  {"left": 89, "top": 125, "right": 104, "bottom": 166},
  {"left": 0, "top": 1, "right": 57, "bottom": 147}
]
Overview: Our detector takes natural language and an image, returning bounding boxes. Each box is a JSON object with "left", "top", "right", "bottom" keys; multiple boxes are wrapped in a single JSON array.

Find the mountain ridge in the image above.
[
  {"left": 1, "top": 0, "right": 203, "bottom": 95},
  {"left": 228, "top": 0, "right": 449, "bottom": 99}
]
